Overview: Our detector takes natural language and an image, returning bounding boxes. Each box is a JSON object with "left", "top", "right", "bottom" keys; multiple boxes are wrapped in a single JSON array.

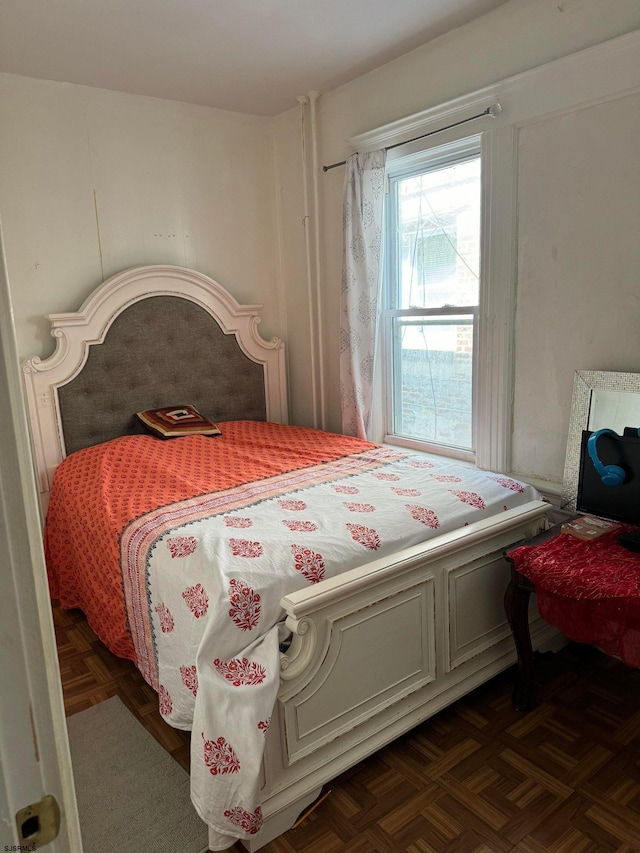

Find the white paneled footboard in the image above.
[{"left": 241, "top": 500, "right": 559, "bottom": 851}]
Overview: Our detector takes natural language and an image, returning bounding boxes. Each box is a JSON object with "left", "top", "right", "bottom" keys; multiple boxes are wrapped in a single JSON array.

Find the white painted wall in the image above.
[
  {"left": 0, "top": 74, "right": 284, "bottom": 362},
  {"left": 273, "top": 0, "right": 640, "bottom": 488},
  {"left": 513, "top": 94, "right": 640, "bottom": 483}
]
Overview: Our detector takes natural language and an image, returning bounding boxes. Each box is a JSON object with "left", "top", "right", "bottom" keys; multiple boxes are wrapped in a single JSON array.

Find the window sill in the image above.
[{"left": 383, "top": 434, "right": 475, "bottom": 465}]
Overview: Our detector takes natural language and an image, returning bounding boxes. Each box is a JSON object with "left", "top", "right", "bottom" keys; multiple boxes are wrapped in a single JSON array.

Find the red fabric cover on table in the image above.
[
  {"left": 509, "top": 527, "right": 640, "bottom": 667},
  {"left": 45, "top": 421, "right": 375, "bottom": 662}
]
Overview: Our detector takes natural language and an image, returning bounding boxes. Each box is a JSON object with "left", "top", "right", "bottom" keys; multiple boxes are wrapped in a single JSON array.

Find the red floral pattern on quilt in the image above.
[
  {"left": 406, "top": 504, "right": 440, "bottom": 529},
  {"left": 228, "top": 578, "right": 261, "bottom": 631},
  {"left": 282, "top": 520, "right": 318, "bottom": 532},
  {"left": 158, "top": 685, "right": 173, "bottom": 716},
  {"left": 488, "top": 475, "right": 525, "bottom": 493},
  {"left": 343, "top": 502, "right": 375, "bottom": 512},
  {"left": 224, "top": 516, "right": 253, "bottom": 528},
  {"left": 278, "top": 499, "right": 307, "bottom": 511},
  {"left": 166, "top": 536, "right": 198, "bottom": 558},
  {"left": 202, "top": 734, "right": 241, "bottom": 775},
  {"left": 213, "top": 657, "right": 266, "bottom": 686},
  {"left": 182, "top": 583, "right": 209, "bottom": 618},
  {"left": 229, "top": 538, "right": 264, "bottom": 558},
  {"left": 154, "top": 603, "right": 174, "bottom": 633},
  {"left": 180, "top": 665, "right": 199, "bottom": 696},
  {"left": 224, "top": 806, "right": 263, "bottom": 835},
  {"left": 346, "top": 523, "right": 381, "bottom": 551},
  {"left": 291, "top": 544, "right": 325, "bottom": 583},
  {"left": 450, "top": 490, "right": 486, "bottom": 509}
]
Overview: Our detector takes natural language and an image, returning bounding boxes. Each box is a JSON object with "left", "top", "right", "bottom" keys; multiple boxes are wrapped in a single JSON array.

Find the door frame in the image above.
[{"left": 0, "top": 221, "right": 82, "bottom": 851}]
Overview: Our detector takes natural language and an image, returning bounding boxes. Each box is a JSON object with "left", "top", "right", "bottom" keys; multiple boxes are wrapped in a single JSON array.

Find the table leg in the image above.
[{"left": 504, "top": 569, "right": 534, "bottom": 711}]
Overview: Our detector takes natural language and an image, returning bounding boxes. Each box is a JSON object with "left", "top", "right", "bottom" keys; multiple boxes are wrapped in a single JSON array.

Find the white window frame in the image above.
[
  {"left": 359, "top": 108, "right": 517, "bottom": 473},
  {"left": 383, "top": 135, "right": 483, "bottom": 463},
  {"left": 475, "top": 124, "right": 517, "bottom": 473}
]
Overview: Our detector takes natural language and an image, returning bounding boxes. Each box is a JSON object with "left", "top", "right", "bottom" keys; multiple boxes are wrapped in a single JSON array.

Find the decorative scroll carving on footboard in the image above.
[{"left": 279, "top": 616, "right": 319, "bottom": 682}]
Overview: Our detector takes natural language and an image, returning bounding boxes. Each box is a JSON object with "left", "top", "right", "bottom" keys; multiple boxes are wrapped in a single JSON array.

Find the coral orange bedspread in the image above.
[{"left": 46, "top": 421, "right": 370, "bottom": 661}]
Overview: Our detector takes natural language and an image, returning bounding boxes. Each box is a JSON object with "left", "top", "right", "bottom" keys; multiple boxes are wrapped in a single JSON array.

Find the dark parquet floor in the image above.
[{"left": 54, "top": 603, "right": 640, "bottom": 853}]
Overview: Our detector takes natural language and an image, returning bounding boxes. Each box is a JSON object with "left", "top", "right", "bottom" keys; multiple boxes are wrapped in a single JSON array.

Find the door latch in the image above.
[{"left": 16, "top": 794, "right": 60, "bottom": 848}]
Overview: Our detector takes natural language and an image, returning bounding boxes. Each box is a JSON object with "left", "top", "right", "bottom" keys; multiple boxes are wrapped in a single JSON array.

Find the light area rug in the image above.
[{"left": 66, "top": 696, "right": 209, "bottom": 853}]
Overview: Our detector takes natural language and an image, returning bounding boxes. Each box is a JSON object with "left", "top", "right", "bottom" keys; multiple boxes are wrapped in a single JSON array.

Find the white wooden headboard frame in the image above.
[{"left": 22, "top": 264, "right": 288, "bottom": 501}]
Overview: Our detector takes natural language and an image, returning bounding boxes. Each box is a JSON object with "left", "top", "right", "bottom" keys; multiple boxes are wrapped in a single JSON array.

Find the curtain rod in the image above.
[{"left": 322, "top": 103, "right": 502, "bottom": 172}]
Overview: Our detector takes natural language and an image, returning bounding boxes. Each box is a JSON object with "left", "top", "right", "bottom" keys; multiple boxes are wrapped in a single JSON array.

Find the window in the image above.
[{"left": 384, "top": 137, "right": 481, "bottom": 461}]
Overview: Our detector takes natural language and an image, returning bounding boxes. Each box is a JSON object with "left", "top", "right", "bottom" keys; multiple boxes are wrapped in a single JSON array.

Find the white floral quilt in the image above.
[{"left": 118, "top": 445, "right": 539, "bottom": 849}]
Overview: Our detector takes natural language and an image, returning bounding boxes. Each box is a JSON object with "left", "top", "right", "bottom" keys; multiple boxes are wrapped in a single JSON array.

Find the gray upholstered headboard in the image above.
[
  {"left": 58, "top": 295, "right": 267, "bottom": 455},
  {"left": 23, "top": 265, "right": 287, "bottom": 501}
]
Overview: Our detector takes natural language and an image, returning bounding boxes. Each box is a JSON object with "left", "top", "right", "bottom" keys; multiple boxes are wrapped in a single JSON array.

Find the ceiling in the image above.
[{"left": 0, "top": 0, "right": 508, "bottom": 116}]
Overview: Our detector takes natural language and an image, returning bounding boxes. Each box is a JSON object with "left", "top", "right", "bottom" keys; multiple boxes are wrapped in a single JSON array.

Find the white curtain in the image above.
[{"left": 340, "top": 149, "right": 387, "bottom": 439}]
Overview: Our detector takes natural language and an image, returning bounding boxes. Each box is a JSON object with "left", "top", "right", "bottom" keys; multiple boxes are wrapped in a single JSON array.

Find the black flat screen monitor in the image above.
[{"left": 577, "top": 430, "right": 640, "bottom": 525}]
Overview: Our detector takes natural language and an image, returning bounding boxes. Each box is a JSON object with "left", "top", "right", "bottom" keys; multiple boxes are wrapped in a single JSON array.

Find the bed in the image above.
[{"left": 23, "top": 264, "right": 560, "bottom": 851}]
